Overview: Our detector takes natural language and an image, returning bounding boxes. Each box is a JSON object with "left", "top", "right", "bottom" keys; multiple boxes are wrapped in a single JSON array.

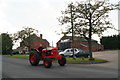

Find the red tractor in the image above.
[{"left": 29, "top": 48, "right": 66, "bottom": 68}]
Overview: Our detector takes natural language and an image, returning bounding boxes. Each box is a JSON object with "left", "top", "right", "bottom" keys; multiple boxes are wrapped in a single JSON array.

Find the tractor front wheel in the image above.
[
  {"left": 58, "top": 56, "right": 66, "bottom": 66},
  {"left": 43, "top": 57, "right": 52, "bottom": 68},
  {"left": 29, "top": 52, "right": 40, "bottom": 66}
]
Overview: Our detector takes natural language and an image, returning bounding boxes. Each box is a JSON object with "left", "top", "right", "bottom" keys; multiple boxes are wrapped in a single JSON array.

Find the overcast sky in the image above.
[{"left": 0, "top": 0, "right": 119, "bottom": 48}]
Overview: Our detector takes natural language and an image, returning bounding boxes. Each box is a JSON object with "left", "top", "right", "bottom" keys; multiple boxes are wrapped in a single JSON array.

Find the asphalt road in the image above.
[
  {"left": 0, "top": 56, "right": 2, "bottom": 79},
  {"left": 2, "top": 50, "right": 118, "bottom": 78}
]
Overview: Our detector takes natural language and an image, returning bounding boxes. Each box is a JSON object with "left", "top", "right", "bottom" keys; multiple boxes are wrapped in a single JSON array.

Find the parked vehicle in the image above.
[
  {"left": 59, "top": 48, "right": 79, "bottom": 57},
  {"left": 11, "top": 51, "right": 19, "bottom": 55},
  {"left": 75, "top": 50, "right": 90, "bottom": 58},
  {"left": 58, "top": 50, "right": 64, "bottom": 53},
  {"left": 29, "top": 48, "right": 66, "bottom": 68}
]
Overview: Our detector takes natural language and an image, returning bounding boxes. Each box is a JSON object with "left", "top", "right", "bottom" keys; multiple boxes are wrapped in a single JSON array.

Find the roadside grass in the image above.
[
  {"left": 2, "top": 55, "right": 108, "bottom": 64},
  {"left": 66, "top": 57, "right": 108, "bottom": 63},
  {"left": 3, "top": 54, "right": 29, "bottom": 59}
]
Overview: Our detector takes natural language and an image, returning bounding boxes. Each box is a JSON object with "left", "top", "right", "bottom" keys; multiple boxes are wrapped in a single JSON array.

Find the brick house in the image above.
[
  {"left": 56, "top": 35, "right": 104, "bottom": 51},
  {"left": 20, "top": 34, "right": 49, "bottom": 52}
]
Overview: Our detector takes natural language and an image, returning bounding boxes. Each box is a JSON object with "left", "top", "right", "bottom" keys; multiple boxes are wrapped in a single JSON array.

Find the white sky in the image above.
[{"left": 0, "top": 0, "right": 119, "bottom": 48}]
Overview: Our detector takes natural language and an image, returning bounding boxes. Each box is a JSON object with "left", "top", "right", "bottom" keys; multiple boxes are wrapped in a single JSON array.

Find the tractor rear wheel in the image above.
[
  {"left": 58, "top": 56, "right": 66, "bottom": 66},
  {"left": 29, "top": 52, "right": 40, "bottom": 66},
  {"left": 43, "top": 57, "right": 52, "bottom": 68}
]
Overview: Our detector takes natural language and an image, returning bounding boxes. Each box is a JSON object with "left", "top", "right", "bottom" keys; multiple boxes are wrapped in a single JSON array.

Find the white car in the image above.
[{"left": 59, "top": 48, "right": 80, "bottom": 57}]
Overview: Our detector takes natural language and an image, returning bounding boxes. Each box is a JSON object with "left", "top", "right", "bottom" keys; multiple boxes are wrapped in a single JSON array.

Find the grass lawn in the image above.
[{"left": 2, "top": 55, "right": 108, "bottom": 64}]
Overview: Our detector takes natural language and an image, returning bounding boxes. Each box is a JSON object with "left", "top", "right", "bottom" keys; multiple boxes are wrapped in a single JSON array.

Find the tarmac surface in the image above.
[{"left": 2, "top": 50, "right": 119, "bottom": 78}]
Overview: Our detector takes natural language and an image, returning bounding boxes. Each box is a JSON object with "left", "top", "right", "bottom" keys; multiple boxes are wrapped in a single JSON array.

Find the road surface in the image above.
[{"left": 2, "top": 50, "right": 118, "bottom": 78}]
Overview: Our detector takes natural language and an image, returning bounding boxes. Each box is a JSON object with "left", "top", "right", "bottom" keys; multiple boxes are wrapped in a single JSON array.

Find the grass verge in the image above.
[
  {"left": 3, "top": 54, "right": 29, "bottom": 59},
  {"left": 2, "top": 55, "right": 108, "bottom": 64},
  {"left": 66, "top": 57, "right": 108, "bottom": 64}
]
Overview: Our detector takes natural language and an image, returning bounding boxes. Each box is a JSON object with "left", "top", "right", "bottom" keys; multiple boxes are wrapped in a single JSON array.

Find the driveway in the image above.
[{"left": 93, "top": 50, "right": 118, "bottom": 69}]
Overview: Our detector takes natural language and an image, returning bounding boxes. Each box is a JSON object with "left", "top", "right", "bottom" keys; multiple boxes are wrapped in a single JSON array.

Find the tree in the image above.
[
  {"left": 0, "top": 33, "right": 13, "bottom": 55},
  {"left": 12, "top": 27, "right": 38, "bottom": 51},
  {"left": 58, "top": 0, "right": 119, "bottom": 60},
  {"left": 100, "top": 35, "right": 120, "bottom": 50}
]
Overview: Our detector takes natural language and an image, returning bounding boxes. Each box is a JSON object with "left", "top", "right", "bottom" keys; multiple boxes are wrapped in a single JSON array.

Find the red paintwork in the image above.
[
  {"left": 35, "top": 48, "right": 62, "bottom": 61},
  {"left": 44, "top": 60, "right": 48, "bottom": 66},
  {"left": 30, "top": 54, "right": 35, "bottom": 63},
  {"left": 42, "top": 48, "right": 58, "bottom": 52}
]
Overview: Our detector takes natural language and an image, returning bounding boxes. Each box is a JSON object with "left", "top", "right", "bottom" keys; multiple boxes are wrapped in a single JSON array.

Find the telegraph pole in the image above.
[
  {"left": 52, "top": 41, "right": 53, "bottom": 47},
  {"left": 70, "top": 3, "right": 75, "bottom": 59}
]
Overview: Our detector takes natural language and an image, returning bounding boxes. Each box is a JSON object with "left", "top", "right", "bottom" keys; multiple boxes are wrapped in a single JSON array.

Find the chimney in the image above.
[{"left": 40, "top": 34, "right": 43, "bottom": 39}]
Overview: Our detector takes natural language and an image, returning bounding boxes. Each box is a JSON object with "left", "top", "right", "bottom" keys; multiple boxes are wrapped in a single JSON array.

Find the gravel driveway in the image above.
[{"left": 92, "top": 50, "right": 118, "bottom": 69}]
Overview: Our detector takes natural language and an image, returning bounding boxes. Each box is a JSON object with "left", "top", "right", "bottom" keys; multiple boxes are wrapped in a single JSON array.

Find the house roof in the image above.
[
  {"left": 57, "top": 35, "right": 96, "bottom": 43},
  {"left": 28, "top": 34, "right": 48, "bottom": 42},
  {"left": 80, "top": 43, "right": 103, "bottom": 47},
  {"left": 20, "top": 34, "right": 49, "bottom": 45}
]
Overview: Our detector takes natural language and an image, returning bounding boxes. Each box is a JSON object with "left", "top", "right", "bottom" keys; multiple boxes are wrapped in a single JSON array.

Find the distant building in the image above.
[
  {"left": 56, "top": 35, "right": 104, "bottom": 52},
  {"left": 20, "top": 34, "right": 49, "bottom": 53}
]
